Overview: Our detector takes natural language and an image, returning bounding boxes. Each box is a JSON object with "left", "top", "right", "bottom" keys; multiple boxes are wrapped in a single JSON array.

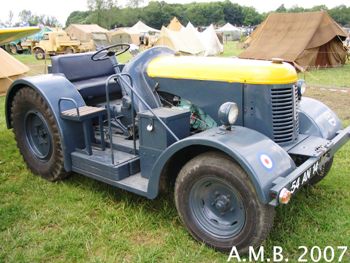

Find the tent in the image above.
[
  {"left": 0, "top": 48, "right": 28, "bottom": 95},
  {"left": 154, "top": 26, "right": 205, "bottom": 55},
  {"left": 65, "top": 24, "right": 108, "bottom": 42},
  {"left": 198, "top": 24, "right": 224, "bottom": 56},
  {"left": 239, "top": 11, "right": 348, "bottom": 70},
  {"left": 108, "top": 28, "right": 140, "bottom": 45},
  {"left": 130, "top": 21, "right": 159, "bottom": 34},
  {"left": 167, "top": 17, "right": 184, "bottom": 32},
  {"left": 216, "top": 23, "right": 241, "bottom": 41}
]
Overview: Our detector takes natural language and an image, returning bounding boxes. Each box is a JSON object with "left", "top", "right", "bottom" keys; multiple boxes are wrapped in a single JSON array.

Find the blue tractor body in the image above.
[{"left": 5, "top": 46, "right": 350, "bottom": 252}]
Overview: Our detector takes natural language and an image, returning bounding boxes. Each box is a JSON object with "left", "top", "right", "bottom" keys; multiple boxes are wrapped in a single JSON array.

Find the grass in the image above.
[{"left": 1, "top": 43, "right": 350, "bottom": 262}]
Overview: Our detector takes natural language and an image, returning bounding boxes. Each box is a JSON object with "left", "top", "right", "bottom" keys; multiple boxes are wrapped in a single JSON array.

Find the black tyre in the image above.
[
  {"left": 34, "top": 48, "right": 45, "bottom": 60},
  {"left": 11, "top": 87, "right": 69, "bottom": 181},
  {"left": 64, "top": 47, "right": 74, "bottom": 54},
  {"left": 175, "top": 152, "right": 275, "bottom": 253},
  {"left": 308, "top": 157, "right": 334, "bottom": 185}
]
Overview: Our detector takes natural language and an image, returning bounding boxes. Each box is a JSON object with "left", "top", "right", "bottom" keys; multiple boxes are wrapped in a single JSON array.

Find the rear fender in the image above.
[
  {"left": 148, "top": 126, "right": 296, "bottom": 203},
  {"left": 299, "top": 97, "right": 342, "bottom": 139},
  {"left": 5, "top": 74, "right": 86, "bottom": 171}
]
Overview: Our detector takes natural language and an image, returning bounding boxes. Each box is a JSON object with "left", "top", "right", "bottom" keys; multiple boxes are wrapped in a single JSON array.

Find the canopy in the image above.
[
  {"left": 239, "top": 11, "right": 348, "bottom": 70},
  {"left": 216, "top": 23, "right": 241, "bottom": 41},
  {"left": 65, "top": 24, "right": 108, "bottom": 42},
  {"left": 167, "top": 17, "right": 184, "bottom": 32},
  {"left": 130, "top": 21, "right": 159, "bottom": 34},
  {"left": 0, "top": 48, "right": 28, "bottom": 95},
  {"left": 154, "top": 26, "right": 205, "bottom": 55}
]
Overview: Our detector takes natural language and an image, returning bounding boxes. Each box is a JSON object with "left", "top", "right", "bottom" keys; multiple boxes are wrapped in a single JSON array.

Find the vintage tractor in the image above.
[{"left": 5, "top": 44, "right": 350, "bottom": 252}]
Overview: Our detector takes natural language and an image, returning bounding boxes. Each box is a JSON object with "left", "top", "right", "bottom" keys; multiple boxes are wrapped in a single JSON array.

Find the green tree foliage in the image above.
[
  {"left": 65, "top": 1, "right": 350, "bottom": 29},
  {"left": 17, "top": 9, "right": 61, "bottom": 27}
]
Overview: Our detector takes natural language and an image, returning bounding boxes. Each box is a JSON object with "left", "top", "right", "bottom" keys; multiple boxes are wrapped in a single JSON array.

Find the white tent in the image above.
[
  {"left": 187, "top": 23, "right": 223, "bottom": 56},
  {"left": 130, "top": 21, "right": 159, "bottom": 34},
  {"left": 216, "top": 23, "right": 242, "bottom": 41},
  {"left": 155, "top": 26, "right": 205, "bottom": 55}
]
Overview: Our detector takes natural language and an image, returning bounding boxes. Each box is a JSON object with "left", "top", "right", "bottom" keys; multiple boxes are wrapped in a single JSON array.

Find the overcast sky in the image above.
[{"left": 0, "top": 0, "right": 348, "bottom": 25}]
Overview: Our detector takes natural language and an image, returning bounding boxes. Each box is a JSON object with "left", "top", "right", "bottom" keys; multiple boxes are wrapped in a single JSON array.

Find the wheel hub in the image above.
[
  {"left": 213, "top": 194, "right": 232, "bottom": 213},
  {"left": 189, "top": 177, "right": 246, "bottom": 238},
  {"left": 24, "top": 111, "right": 52, "bottom": 160}
]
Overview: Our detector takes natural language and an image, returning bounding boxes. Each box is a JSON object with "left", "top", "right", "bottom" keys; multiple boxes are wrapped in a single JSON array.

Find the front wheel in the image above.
[
  {"left": 308, "top": 157, "right": 334, "bottom": 185},
  {"left": 175, "top": 152, "right": 275, "bottom": 253}
]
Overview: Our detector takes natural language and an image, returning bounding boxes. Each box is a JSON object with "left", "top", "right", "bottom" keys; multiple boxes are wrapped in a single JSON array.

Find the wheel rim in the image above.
[
  {"left": 189, "top": 176, "right": 246, "bottom": 239},
  {"left": 24, "top": 111, "right": 52, "bottom": 160},
  {"left": 36, "top": 51, "right": 44, "bottom": 59}
]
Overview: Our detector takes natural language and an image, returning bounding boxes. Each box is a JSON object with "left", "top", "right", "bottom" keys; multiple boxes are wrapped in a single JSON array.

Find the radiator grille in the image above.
[{"left": 271, "top": 85, "right": 299, "bottom": 144}]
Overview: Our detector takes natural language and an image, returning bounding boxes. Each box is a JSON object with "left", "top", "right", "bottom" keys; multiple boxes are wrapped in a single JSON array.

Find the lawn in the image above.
[{"left": 1, "top": 44, "right": 350, "bottom": 262}]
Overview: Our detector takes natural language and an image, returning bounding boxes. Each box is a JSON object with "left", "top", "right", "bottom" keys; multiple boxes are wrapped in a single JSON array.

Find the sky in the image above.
[{"left": 0, "top": 0, "right": 348, "bottom": 25}]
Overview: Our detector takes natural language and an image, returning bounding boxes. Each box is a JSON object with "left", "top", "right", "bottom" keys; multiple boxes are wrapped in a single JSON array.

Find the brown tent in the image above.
[
  {"left": 65, "top": 24, "right": 108, "bottom": 42},
  {"left": 0, "top": 48, "right": 28, "bottom": 95},
  {"left": 167, "top": 17, "right": 184, "bottom": 32},
  {"left": 239, "top": 11, "right": 348, "bottom": 70}
]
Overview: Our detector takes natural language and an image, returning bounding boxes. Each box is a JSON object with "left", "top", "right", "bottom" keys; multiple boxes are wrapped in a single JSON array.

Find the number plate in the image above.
[{"left": 289, "top": 161, "right": 320, "bottom": 194}]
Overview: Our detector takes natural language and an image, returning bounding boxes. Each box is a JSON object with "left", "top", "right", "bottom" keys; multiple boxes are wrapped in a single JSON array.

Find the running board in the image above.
[{"left": 71, "top": 150, "right": 149, "bottom": 197}]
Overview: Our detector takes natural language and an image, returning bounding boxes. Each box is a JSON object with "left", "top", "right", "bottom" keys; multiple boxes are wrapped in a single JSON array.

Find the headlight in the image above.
[
  {"left": 218, "top": 102, "right": 239, "bottom": 129},
  {"left": 297, "top": 79, "right": 307, "bottom": 97}
]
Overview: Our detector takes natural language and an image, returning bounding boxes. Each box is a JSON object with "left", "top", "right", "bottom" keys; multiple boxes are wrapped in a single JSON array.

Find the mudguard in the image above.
[
  {"left": 148, "top": 126, "right": 296, "bottom": 203},
  {"left": 5, "top": 74, "right": 86, "bottom": 171},
  {"left": 299, "top": 97, "right": 342, "bottom": 140}
]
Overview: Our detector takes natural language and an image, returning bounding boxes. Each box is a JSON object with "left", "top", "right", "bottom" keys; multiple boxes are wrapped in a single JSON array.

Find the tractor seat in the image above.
[{"left": 51, "top": 52, "right": 123, "bottom": 101}]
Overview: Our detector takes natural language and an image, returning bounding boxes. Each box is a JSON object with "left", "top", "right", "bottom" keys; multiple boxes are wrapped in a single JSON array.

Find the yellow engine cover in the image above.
[{"left": 147, "top": 56, "right": 297, "bottom": 85}]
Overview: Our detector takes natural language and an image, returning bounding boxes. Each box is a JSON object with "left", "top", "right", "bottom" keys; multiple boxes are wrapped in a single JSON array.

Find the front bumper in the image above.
[{"left": 269, "top": 125, "right": 350, "bottom": 206}]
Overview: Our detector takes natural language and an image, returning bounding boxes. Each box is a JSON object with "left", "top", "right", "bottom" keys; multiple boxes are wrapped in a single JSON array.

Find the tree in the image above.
[
  {"left": 222, "top": 1, "right": 244, "bottom": 25},
  {"left": 127, "top": 0, "right": 144, "bottom": 8},
  {"left": 276, "top": 4, "right": 287, "bottom": 13}
]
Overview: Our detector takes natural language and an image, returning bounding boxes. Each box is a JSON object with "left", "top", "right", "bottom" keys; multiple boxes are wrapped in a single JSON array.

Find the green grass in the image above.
[
  {"left": 220, "top": 41, "right": 243, "bottom": 57},
  {"left": 1, "top": 44, "right": 350, "bottom": 262},
  {"left": 298, "top": 63, "right": 350, "bottom": 88}
]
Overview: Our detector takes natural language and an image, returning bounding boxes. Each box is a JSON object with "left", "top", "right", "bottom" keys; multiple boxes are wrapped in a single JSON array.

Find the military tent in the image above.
[
  {"left": 154, "top": 26, "right": 205, "bottom": 55},
  {"left": 130, "top": 21, "right": 159, "bottom": 34},
  {"left": 167, "top": 17, "right": 184, "bottom": 32},
  {"left": 198, "top": 24, "right": 224, "bottom": 56},
  {"left": 239, "top": 11, "right": 348, "bottom": 70},
  {"left": 0, "top": 48, "right": 28, "bottom": 95},
  {"left": 65, "top": 24, "right": 108, "bottom": 42},
  {"left": 108, "top": 28, "right": 140, "bottom": 45},
  {"left": 216, "top": 23, "right": 241, "bottom": 41}
]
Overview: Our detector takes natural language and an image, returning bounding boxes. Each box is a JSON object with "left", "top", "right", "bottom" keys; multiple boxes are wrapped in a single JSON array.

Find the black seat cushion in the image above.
[{"left": 51, "top": 52, "right": 121, "bottom": 100}]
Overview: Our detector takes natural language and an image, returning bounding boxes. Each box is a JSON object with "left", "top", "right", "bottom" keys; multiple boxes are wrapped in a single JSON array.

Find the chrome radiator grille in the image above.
[{"left": 270, "top": 85, "right": 299, "bottom": 144}]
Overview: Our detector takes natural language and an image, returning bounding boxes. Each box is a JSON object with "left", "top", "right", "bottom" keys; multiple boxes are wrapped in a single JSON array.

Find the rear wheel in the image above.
[
  {"left": 64, "top": 47, "right": 74, "bottom": 54},
  {"left": 175, "top": 152, "right": 275, "bottom": 253},
  {"left": 34, "top": 48, "right": 45, "bottom": 60},
  {"left": 11, "top": 87, "right": 69, "bottom": 181}
]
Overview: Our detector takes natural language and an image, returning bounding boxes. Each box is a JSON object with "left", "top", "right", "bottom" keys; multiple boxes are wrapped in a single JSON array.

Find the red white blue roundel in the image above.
[{"left": 260, "top": 154, "right": 273, "bottom": 169}]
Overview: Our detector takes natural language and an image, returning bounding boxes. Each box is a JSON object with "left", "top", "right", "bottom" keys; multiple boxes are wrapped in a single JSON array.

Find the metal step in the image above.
[
  {"left": 71, "top": 148, "right": 140, "bottom": 181},
  {"left": 71, "top": 148, "right": 149, "bottom": 196}
]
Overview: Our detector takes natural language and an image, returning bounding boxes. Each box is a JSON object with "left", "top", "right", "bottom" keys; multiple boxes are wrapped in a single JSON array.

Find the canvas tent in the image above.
[
  {"left": 130, "top": 21, "right": 159, "bottom": 34},
  {"left": 216, "top": 23, "right": 241, "bottom": 41},
  {"left": 108, "top": 28, "right": 140, "bottom": 45},
  {"left": 198, "top": 24, "right": 224, "bottom": 56},
  {"left": 167, "top": 17, "right": 184, "bottom": 32},
  {"left": 239, "top": 11, "right": 348, "bottom": 70},
  {"left": 65, "top": 24, "right": 108, "bottom": 42},
  {"left": 155, "top": 26, "right": 205, "bottom": 55},
  {"left": 0, "top": 48, "right": 28, "bottom": 95}
]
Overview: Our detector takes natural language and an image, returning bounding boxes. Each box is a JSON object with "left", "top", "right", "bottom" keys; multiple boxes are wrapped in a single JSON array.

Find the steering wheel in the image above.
[{"left": 91, "top": 43, "right": 130, "bottom": 61}]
